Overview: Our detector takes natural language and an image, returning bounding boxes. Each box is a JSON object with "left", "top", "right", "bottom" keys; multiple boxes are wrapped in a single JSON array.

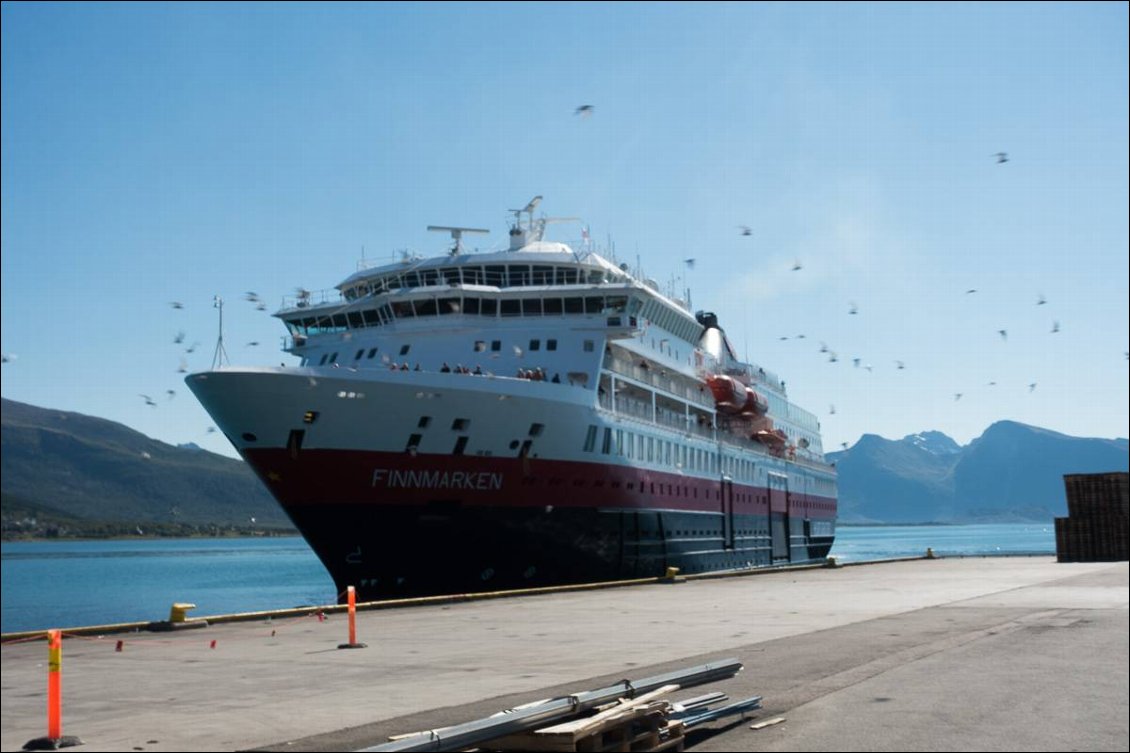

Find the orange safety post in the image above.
[
  {"left": 336, "top": 586, "right": 367, "bottom": 649},
  {"left": 47, "top": 630, "right": 61, "bottom": 739},
  {"left": 23, "top": 630, "right": 82, "bottom": 750}
]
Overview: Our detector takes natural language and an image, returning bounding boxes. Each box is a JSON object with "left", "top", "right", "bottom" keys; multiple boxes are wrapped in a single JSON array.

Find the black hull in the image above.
[{"left": 286, "top": 503, "right": 834, "bottom": 602}]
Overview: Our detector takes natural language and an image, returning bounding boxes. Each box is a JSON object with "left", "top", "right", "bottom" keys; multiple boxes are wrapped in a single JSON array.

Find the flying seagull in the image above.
[
  {"left": 1037, "top": 293, "right": 1047, "bottom": 305},
  {"left": 1051, "top": 321, "right": 1060, "bottom": 334},
  {"left": 575, "top": 105, "right": 594, "bottom": 117},
  {"left": 994, "top": 152, "right": 1009, "bottom": 164},
  {"left": 139, "top": 394, "right": 157, "bottom": 407},
  {"left": 737, "top": 225, "right": 752, "bottom": 236},
  {"left": 791, "top": 260, "right": 803, "bottom": 271},
  {"left": 998, "top": 329, "right": 1008, "bottom": 341},
  {"left": 848, "top": 302, "right": 858, "bottom": 315},
  {"left": 965, "top": 289, "right": 978, "bottom": 295},
  {"left": 169, "top": 301, "right": 184, "bottom": 309}
]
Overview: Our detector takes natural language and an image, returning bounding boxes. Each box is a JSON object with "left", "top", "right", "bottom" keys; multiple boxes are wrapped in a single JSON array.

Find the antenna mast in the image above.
[{"left": 211, "top": 295, "right": 230, "bottom": 369}]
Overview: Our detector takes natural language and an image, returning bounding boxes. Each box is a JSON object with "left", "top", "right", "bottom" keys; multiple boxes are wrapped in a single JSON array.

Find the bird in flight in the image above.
[
  {"left": 1, "top": 353, "right": 16, "bottom": 363},
  {"left": 998, "top": 329, "right": 1008, "bottom": 341},
  {"left": 166, "top": 390, "right": 176, "bottom": 400},
  {"left": 954, "top": 393, "right": 963, "bottom": 401},
  {"left": 169, "top": 301, "right": 184, "bottom": 309},
  {"left": 177, "top": 358, "right": 188, "bottom": 374},
  {"left": 185, "top": 341, "right": 200, "bottom": 354},
  {"left": 994, "top": 152, "right": 1009, "bottom": 164},
  {"left": 1037, "top": 294, "right": 1047, "bottom": 305},
  {"left": 829, "top": 404, "right": 836, "bottom": 415},
  {"left": 256, "top": 302, "right": 268, "bottom": 311},
  {"left": 895, "top": 360, "right": 906, "bottom": 370},
  {"left": 246, "top": 341, "right": 260, "bottom": 347},
  {"left": 575, "top": 105, "right": 594, "bottom": 117},
  {"left": 139, "top": 394, "right": 157, "bottom": 407},
  {"left": 245, "top": 291, "right": 261, "bottom": 303},
  {"left": 737, "top": 225, "right": 752, "bottom": 237},
  {"left": 965, "top": 289, "right": 978, "bottom": 295},
  {"left": 791, "top": 260, "right": 803, "bottom": 271},
  {"left": 1051, "top": 321, "right": 1060, "bottom": 334},
  {"left": 848, "top": 302, "right": 858, "bottom": 315},
  {"left": 174, "top": 331, "right": 185, "bottom": 344},
  {"left": 1028, "top": 382, "right": 1038, "bottom": 392}
]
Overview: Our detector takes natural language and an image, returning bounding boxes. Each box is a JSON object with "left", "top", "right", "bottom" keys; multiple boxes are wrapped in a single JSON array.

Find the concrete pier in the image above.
[{"left": 1, "top": 557, "right": 1126, "bottom": 752}]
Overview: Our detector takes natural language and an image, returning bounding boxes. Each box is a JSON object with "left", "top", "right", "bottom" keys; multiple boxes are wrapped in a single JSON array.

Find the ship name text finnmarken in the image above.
[{"left": 371, "top": 469, "right": 504, "bottom": 490}]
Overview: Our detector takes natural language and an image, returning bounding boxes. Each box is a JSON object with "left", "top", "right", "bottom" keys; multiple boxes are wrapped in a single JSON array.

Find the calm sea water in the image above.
[{"left": 0, "top": 524, "right": 1055, "bottom": 634}]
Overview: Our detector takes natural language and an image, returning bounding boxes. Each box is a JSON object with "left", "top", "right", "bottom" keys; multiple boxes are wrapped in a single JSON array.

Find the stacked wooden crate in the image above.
[{"left": 1055, "top": 472, "right": 1128, "bottom": 562}]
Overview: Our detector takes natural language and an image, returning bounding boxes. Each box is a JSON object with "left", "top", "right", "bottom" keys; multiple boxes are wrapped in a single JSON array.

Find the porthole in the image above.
[{"left": 241, "top": 432, "right": 258, "bottom": 442}]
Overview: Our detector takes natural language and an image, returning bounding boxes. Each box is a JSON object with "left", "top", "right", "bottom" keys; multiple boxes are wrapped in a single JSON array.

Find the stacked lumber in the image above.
[
  {"left": 1055, "top": 472, "right": 1128, "bottom": 562},
  {"left": 486, "top": 685, "right": 685, "bottom": 752}
]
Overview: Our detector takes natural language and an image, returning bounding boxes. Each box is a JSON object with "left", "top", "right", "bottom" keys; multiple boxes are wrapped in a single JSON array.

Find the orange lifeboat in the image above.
[
  {"left": 740, "top": 387, "right": 769, "bottom": 417},
  {"left": 705, "top": 374, "right": 746, "bottom": 413}
]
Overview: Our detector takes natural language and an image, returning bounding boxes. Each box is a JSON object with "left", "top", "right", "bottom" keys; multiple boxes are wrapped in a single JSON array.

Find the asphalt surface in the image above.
[{"left": 1, "top": 556, "right": 1126, "bottom": 752}]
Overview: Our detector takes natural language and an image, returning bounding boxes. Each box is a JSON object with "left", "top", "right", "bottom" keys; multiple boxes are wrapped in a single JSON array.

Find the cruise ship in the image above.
[{"left": 187, "top": 198, "right": 837, "bottom": 601}]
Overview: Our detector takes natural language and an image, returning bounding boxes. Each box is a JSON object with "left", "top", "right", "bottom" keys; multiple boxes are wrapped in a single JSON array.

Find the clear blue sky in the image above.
[{"left": 3, "top": 2, "right": 1127, "bottom": 459}]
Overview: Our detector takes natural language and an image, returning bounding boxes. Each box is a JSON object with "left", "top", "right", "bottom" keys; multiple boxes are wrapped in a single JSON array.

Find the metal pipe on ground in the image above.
[{"left": 362, "top": 658, "right": 743, "bottom": 752}]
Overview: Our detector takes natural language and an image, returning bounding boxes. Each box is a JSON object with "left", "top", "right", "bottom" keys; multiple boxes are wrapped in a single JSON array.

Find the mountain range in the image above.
[
  {"left": 1, "top": 398, "right": 293, "bottom": 537},
  {"left": 2, "top": 397, "right": 1127, "bottom": 534},
  {"left": 828, "top": 421, "right": 1129, "bottom": 523}
]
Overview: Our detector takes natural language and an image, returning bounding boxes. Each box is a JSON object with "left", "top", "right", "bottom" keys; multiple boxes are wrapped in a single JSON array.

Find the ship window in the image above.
[
  {"left": 484, "top": 266, "right": 505, "bottom": 286},
  {"left": 583, "top": 340, "right": 594, "bottom": 352},
  {"left": 399, "top": 344, "right": 411, "bottom": 355},
  {"left": 329, "top": 352, "right": 339, "bottom": 364},
  {"left": 368, "top": 348, "right": 378, "bottom": 359},
  {"left": 348, "top": 312, "right": 364, "bottom": 328},
  {"left": 564, "top": 297, "right": 584, "bottom": 314},
  {"left": 509, "top": 440, "right": 520, "bottom": 450},
  {"left": 439, "top": 297, "right": 460, "bottom": 315},
  {"left": 355, "top": 349, "right": 365, "bottom": 360},
  {"left": 583, "top": 425, "right": 597, "bottom": 453},
  {"left": 332, "top": 314, "right": 348, "bottom": 328},
  {"left": 463, "top": 297, "right": 481, "bottom": 315},
  {"left": 585, "top": 296, "right": 604, "bottom": 313},
  {"left": 462, "top": 267, "right": 482, "bottom": 285},
  {"left": 405, "top": 434, "right": 422, "bottom": 452},
  {"left": 319, "top": 354, "right": 328, "bottom": 365},
  {"left": 491, "top": 340, "right": 501, "bottom": 351},
  {"left": 362, "top": 309, "right": 381, "bottom": 326},
  {"left": 602, "top": 427, "right": 612, "bottom": 454},
  {"left": 242, "top": 432, "right": 258, "bottom": 443},
  {"left": 519, "top": 439, "right": 532, "bottom": 458},
  {"left": 522, "top": 298, "right": 542, "bottom": 316},
  {"left": 508, "top": 265, "right": 530, "bottom": 286},
  {"left": 439, "top": 267, "right": 460, "bottom": 284},
  {"left": 404, "top": 272, "right": 421, "bottom": 287},
  {"left": 500, "top": 299, "right": 521, "bottom": 317},
  {"left": 392, "top": 301, "right": 415, "bottom": 318},
  {"left": 415, "top": 299, "right": 438, "bottom": 317},
  {"left": 480, "top": 298, "right": 497, "bottom": 316},
  {"left": 529, "top": 423, "right": 544, "bottom": 437},
  {"left": 543, "top": 298, "right": 563, "bottom": 315},
  {"left": 547, "top": 339, "right": 558, "bottom": 351},
  {"left": 532, "top": 265, "right": 554, "bottom": 285},
  {"left": 453, "top": 436, "right": 468, "bottom": 455},
  {"left": 529, "top": 339, "right": 541, "bottom": 351},
  {"left": 418, "top": 416, "right": 431, "bottom": 428},
  {"left": 452, "top": 418, "right": 470, "bottom": 431}
]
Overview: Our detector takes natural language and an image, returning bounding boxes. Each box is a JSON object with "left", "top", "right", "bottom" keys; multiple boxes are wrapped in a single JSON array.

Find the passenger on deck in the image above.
[{"left": 441, "top": 363, "right": 451, "bottom": 373}]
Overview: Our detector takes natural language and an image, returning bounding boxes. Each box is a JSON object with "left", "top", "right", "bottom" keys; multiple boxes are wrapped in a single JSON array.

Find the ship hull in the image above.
[{"left": 189, "top": 368, "right": 836, "bottom": 602}]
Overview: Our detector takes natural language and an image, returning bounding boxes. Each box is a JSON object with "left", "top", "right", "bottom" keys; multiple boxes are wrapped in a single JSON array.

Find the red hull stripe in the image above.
[{"left": 242, "top": 448, "right": 837, "bottom": 521}]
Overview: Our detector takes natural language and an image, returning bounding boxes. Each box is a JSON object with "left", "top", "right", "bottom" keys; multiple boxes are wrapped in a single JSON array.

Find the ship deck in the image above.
[{"left": 1, "top": 556, "right": 1126, "bottom": 752}]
